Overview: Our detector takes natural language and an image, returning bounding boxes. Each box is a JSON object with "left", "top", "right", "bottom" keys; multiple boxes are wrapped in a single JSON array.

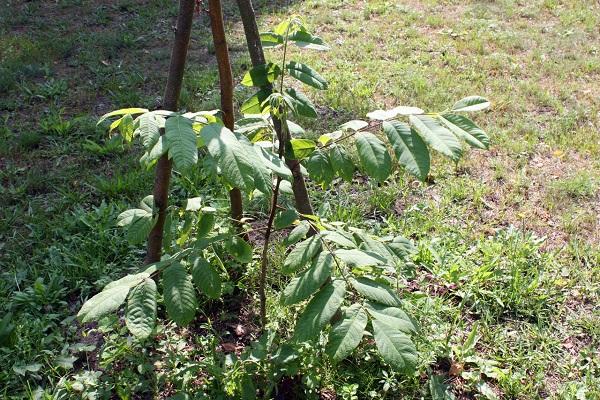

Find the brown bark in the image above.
[
  {"left": 145, "top": 0, "right": 195, "bottom": 264},
  {"left": 209, "top": 0, "right": 245, "bottom": 232}
]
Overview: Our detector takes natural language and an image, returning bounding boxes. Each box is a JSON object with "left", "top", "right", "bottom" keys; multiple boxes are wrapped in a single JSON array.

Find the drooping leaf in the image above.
[
  {"left": 365, "top": 302, "right": 416, "bottom": 333},
  {"left": 372, "top": 319, "right": 417, "bottom": 372},
  {"left": 329, "top": 145, "right": 355, "bottom": 182},
  {"left": 410, "top": 115, "right": 462, "bottom": 161},
  {"left": 98, "top": 107, "right": 149, "bottom": 125},
  {"left": 451, "top": 96, "right": 490, "bottom": 112},
  {"left": 260, "top": 32, "right": 284, "bottom": 48},
  {"left": 235, "top": 117, "right": 269, "bottom": 137},
  {"left": 335, "top": 249, "right": 384, "bottom": 267},
  {"left": 283, "top": 235, "right": 322, "bottom": 274},
  {"left": 135, "top": 112, "right": 162, "bottom": 150},
  {"left": 196, "top": 211, "right": 216, "bottom": 238},
  {"left": 284, "top": 221, "right": 311, "bottom": 246},
  {"left": 275, "top": 209, "right": 299, "bottom": 230},
  {"left": 306, "top": 149, "right": 334, "bottom": 187},
  {"left": 165, "top": 115, "right": 198, "bottom": 170},
  {"left": 383, "top": 120, "right": 430, "bottom": 181},
  {"left": 326, "top": 304, "right": 368, "bottom": 361},
  {"left": 238, "top": 137, "right": 272, "bottom": 195},
  {"left": 77, "top": 285, "right": 130, "bottom": 323},
  {"left": 439, "top": 114, "right": 489, "bottom": 149},
  {"left": 241, "top": 88, "right": 271, "bottom": 115},
  {"left": 282, "top": 252, "right": 333, "bottom": 305},
  {"left": 141, "top": 135, "right": 167, "bottom": 167},
  {"left": 119, "top": 113, "right": 135, "bottom": 142},
  {"left": 256, "top": 146, "right": 293, "bottom": 179},
  {"left": 285, "top": 61, "right": 328, "bottom": 90},
  {"left": 286, "top": 138, "right": 316, "bottom": 160},
  {"left": 351, "top": 278, "right": 402, "bottom": 307},
  {"left": 104, "top": 272, "right": 149, "bottom": 291},
  {"left": 286, "top": 120, "right": 305, "bottom": 137},
  {"left": 163, "top": 263, "right": 197, "bottom": 326},
  {"left": 225, "top": 236, "right": 253, "bottom": 263},
  {"left": 288, "top": 30, "right": 330, "bottom": 51},
  {"left": 192, "top": 257, "right": 222, "bottom": 299},
  {"left": 241, "top": 63, "right": 281, "bottom": 87},
  {"left": 117, "top": 208, "right": 155, "bottom": 244},
  {"left": 294, "top": 280, "right": 347, "bottom": 342},
  {"left": 125, "top": 278, "right": 157, "bottom": 339},
  {"left": 285, "top": 88, "right": 318, "bottom": 118},
  {"left": 355, "top": 132, "right": 392, "bottom": 182}
]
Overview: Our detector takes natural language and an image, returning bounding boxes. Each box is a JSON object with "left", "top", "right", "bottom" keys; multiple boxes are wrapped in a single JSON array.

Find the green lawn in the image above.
[{"left": 1, "top": 0, "right": 598, "bottom": 398}]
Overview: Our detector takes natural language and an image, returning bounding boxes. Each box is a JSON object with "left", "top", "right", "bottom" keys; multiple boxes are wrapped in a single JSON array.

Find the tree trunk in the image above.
[
  {"left": 209, "top": 0, "right": 245, "bottom": 232},
  {"left": 145, "top": 0, "right": 195, "bottom": 264},
  {"left": 236, "top": 0, "right": 315, "bottom": 217}
]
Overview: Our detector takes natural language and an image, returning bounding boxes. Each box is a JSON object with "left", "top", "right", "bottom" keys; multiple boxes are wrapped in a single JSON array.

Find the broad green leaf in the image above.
[
  {"left": 372, "top": 319, "right": 417, "bottom": 372},
  {"left": 98, "top": 107, "right": 148, "bottom": 125},
  {"left": 383, "top": 120, "right": 430, "bottom": 181},
  {"left": 260, "top": 32, "right": 284, "bottom": 48},
  {"left": 163, "top": 263, "right": 197, "bottom": 326},
  {"left": 429, "top": 375, "right": 456, "bottom": 400},
  {"left": 306, "top": 149, "right": 334, "bottom": 187},
  {"left": 335, "top": 249, "right": 384, "bottom": 267},
  {"left": 439, "top": 114, "right": 489, "bottom": 150},
  {"left": 387, "top": 236, "right": 417, "bottom": 257},
  {"left": 410, "top": 115, "right": 462, "bottom": 161},
  {"left": 355, "top": 233, "right": 398, "bottom": 266},
  {"left": 165, "top": 115, "right": 198, "bottom": 170},
  {"left": 340, "top": 120, "right": 368, "bottom": 131},
  {"left": 322, "top": 230, "right": 356, "bottom": 248},
  {"left": 366, "top": 302, "right": 416, "bottom": 333},
  {"left": 135, "top": 112, "right": 161, "bottom": 150},
  {"left": 141, "top": 135, "right": 167, "bottom": 167},
  {"left": 294, "top": 280, "right": 347, "bottom": 342},
  {"left": 235, "top": 117, "right": 269, "bottom": 136},
  {"left": 288, "top": 30, "right": 330, "bottom": 51},
  {"left": 275, "top": 209, "right": 299, "bottom": 230},
  {"left": 196, "top": 212, "right": 215, "bottom": 238},
  {"left": 329, "top": 145, "right": 355, "bottom": 182},
  {"left": 284, "top": 221, "right": 311, "bottom": 246},
  {"left": 366, "top": 106, "right": 424, "bottom": 121},
  {"left": 117, "top": 208, "right": 155, "bottom": 244},
  {"left": 283, "top": 235, "right": 322, "bottom": 274},
  {"left": 355, "top": 133, "right": 392, "bottom": 182},
  {"left": 287, "top": 138, "right": 316, "bottom": 160},
  {"left": 286, "top": 120, "right": 305, "bottom": 137},
  {"left": 285, "top": 88, "right": 317, "bottom": 118},
  {"left": 282, "top": 252, "right": 333, "bottom": 305},
  {"left": 192, "top": 257, "right": 222, "bottom": 299},
  {"left": 125, "top": 278, "right": 157, "bottom": 339},
  {"left": 241, "top": 88, "right": 271, "bottom": 115},
  {"left": 225, "top": 236, "right": 253, "bottom": 263},
  {"left": 285, "top": 61, "right": 328, "bottom": 90},
  {"left": 351, "top": 278, "right": 402, "bottom": 307},
  {"left": 77, "top": 285, "right": 129, "bottom": 323},
  {"left": 451, "top": 96, "right": 490, "bottom": 112},
  {"left": 238, "top": 137, "right": 272, "bottom": 195},
  {"left": 256, "top": 146, "right": 293, "bottom": 179},
  {"left": 326, "top": 304, "right": 368, "bottom": 361},
  {"left": 104, "top": 272, "right": 149, "bottom": 291},
  {"left": 241, "top": 63, "right": 281, "bottom": 87}
]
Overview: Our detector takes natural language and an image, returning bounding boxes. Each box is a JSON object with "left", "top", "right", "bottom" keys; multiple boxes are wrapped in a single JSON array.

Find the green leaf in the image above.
[
  {"left": 372, "top": 319, "right": 417, "bottom": 372},
  {"left": 98, "top": 107, "right": 148, "bottom": 125},
  {"left": 225, "top": 236, "right": 253, "bottom": 263},
  {"left": 282, "top": 252, "right": 333, "bottom": 305},
  {"left": 322, "top": 230, "right": 356, "bottom": 248},
  {"left": 165, "top": 115, "right": 198, "bottom": 169},
  {"left": 387, "top": 236, "right": 417, "bottom": 257},
  {"left": 451, "top": 96, "right": 490, "bottom": 112},
  {"left": 326, "top": 304, "right": 368, "bottom": 361},
  {"left": 288, "top": 30, "right": 330, "bottom": 51},
  {"left": 256, "top": 146, "right": 293, "bottom": 179},
  {"left": 286, "top": 120, "right": 305, "bottom": 137},
  {"left": 260, "top": 32, "right": 284, "bottom": 48},
  {"left": 125, "top": 278, "right": 157, "bottom": 339},
  {"left": 285, "top": 61, "right": 328, "bottom": 90},
  {"left": 287, "top": 138, "right": 316, "bottom": 160},
  {"left": 429, "top": 375, "right": 456, "bottom": 400},
  {"left": 283, "top": 235, "right": 322, "bottom": 274},
  {"left": 238, "top": 137, "right": 272, "bottom": 195},
  {"left": 383, "top": 120, "right": 430, "bottom": 181},
  {"left": 141, "top": 135, "right": 167, "bottom": 167},
  {"left": 197, "top": 212, "right": 216, "bottom": 238},
  {"left": 355, "top": 233, "right": 398, "bottom": 266},
  {"left": 78, "top": 285, "right": 130, "bottom": 323},
  {"left": 294, "top": 280, "right": 347, "bottom": 342},
  {"left": 340, "top": 120, "right": 368, "bottom": 131},
  {"left": 367, "top": 107, "right": 424, "bottom": 121},
  {"left": 192, "top": 257, "right": 222, "bottom": 299},
  {"left": 439, "top": 114, "right": 489, "bottom": 150},
  {"left": 335, "top": 249, "right": 384, "bottom": 267},
  {"left": 117, "top": 208, "right": 155, "bottom": 244},
  {"left": 329, "top": 145, "right": 355, "bottom": 182},
  {"left": 136, "top": 112, "right": 161, "bottom": 150},
  {"left": 351, "top": 278, "right": 401, "bottom": 307},
  {"left": 119, "top": 113, "right": 135, "bottom": 142},
  {"left": 163, "top": 263, "right": 197, "bottom": 326},
  {"left": 103, "top": 272, "right": 150, "bottom": 291},
  {"left": 241, "top": 63, "right": 281, "bottom": 87},
  {"left": 365, "top": 302, "right": 416, "bottom": 333},
  {"left": 284, "top": 221, "right": 311, "bottom": 246},
  {"left": 275, "top": 209, "right": 299, "bottom": 230},
  {"left": 241, "top": 88, "right": 271, "bottom": 115},
  {"left": 410, "top": 115, "right": 462, "bottom": 161},
  {"left": 355, "top": 132, "right": 392, "bottom": 182},
  {"left": 285, "top": 88, "right": 318, "bottom": 119},
  {"left": 306, "top": 149, "right": 334, "bottom": 187}
]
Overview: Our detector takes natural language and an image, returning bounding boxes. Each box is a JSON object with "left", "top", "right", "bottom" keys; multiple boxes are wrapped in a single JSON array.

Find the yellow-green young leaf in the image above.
[
  {"left": 285, "top": 88, "right": 317, "bottom": 119},
  {"left": 294, "top": 280, "right": 347, "bottom": 342},
  {"left": 306, "top": 149, "right": 334, "bottom": 187},
  {"left": 125, "top": 278, "right": 157, "bottom": 339},
  {"left": 439, "top": 114, "right": 489, "bottom": 150},
  {"left": 285, "top": 61, "right": 328, "bottom": 90},
  {"left": 335, "top": 249, "right": 384, "bottom": 267},
  {"left": 241, "top": 63, "right": 281, "bottom": 87},
  {"left": 287, "top": 138, "right": 316, "bottom": 160},
  {"left": 282, "top": 235, "right": 322, "bottom": 274},
  {"left": 192, "top": 257, "right": 222, "bottom": 299},
  {"left": 372, "top": 319, "right": 417, "bottom": 372},
  {"left": 165, "top": 115, "right": 198, "bottom": 170},
  {"left": 119, "top": 113, "right": 135, "bottom": 143},
  {"left": 98, "top": 107, "right": 149, "bottom": 125},
  {"left": 451, "top": 96, "right": 490, "bottom": 112},
  {"left": 355, "top": 132, "right": 392, "bottom": 182},
  {"left": 260, "top": 31, "right": 284, "bottom": 48},
  {"left": 288, "top": 30, "right": 330, "bottom": 51},
  {"left": 329, "top": 145, "right": 355, "bottom": 182},
  {"left": 326, "top": 304, "right": 368, "bottom": 361},
  {"left": 366, "top": 302, "right": 416, "bottom": 333},
  {"left": 116, "top": 208, "right": 155, "bottom": 244},
  {"left": 410, "top": 115, "right": 462, "bottom": 161},
  {"left": 77, "top": 285, "right": 130, "bottom": 323},
  {"left": 225, "top": 236, "right": 253, "bottom": 264},
  {"left": 282, "top": 252, "right": 333, "bottom": 305},
  {"left": 241, "top": 88, "right": 271, "bottom": 115},
  {"left": 351, "top": 278, "right": 402, "bottom": 307},
  {"left": 383, "top": 120, "right": 430, "bottom": 181},
  {"left": 163, "top": 263, "right": 197, "bottom": 326}
]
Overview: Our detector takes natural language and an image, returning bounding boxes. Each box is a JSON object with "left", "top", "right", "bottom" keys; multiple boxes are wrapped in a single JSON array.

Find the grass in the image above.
[{"left": 1, "top": 0, "right": 599, "bottom": 398}]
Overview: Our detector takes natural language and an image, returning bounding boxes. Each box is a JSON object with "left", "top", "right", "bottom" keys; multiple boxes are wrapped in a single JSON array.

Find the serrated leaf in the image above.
[
  {"left": 372, "top": 319, "right": 417, "bottom": 372},
  {"left": 125, "top": 278, "right": 157, "bottom": 339},
  {"left": 285, "top": 88, "right": 317, "bottom": 118},
  {"left": 225, "top": 236, "right": 253, "bottom": 263},
  {"left": 163, "top": 263, "right": 197, "bottom": 326},
  {"left": 192, "top": 257, "right": 222, "bottom": 299},
  {"left": 282, "top": 252, "right": 333, "bottom": 305},
  {"left": 383, "top": 120, "right": 430, "bottom": 181},
  {"left": 410, "top": 115, "right": 462, "bottom": 161},
  {"left": 306, "top": 149, "right": 334, "bottom": 187},
  {"left": 283, "top": 235, "right": 322, "bottom": 274},
  {"left": 326, "top": 304, "right": 368, "bottom": 361},
  {"left": 451, "top": 96, "right": 490, "bottom": 112},
  {"left": 285, "top": 61, "right": 328, "bottom": 90},
  {"left": 241, "top": 88, "right": 271, "bottom": 115},
  {"left": 141, "top": 135, "right": 167, "bottom": 166},
  {"left": 165, "top": 115, "right": 198, "bottom": 169},
  {"left": 288, "top": 30, "right": 330, "bottom": 51},
  {"left": 366, "top": 302, "right": 416, "bottom": 333},
  {"left": 439, "top": 114, "right": 489, "bottom": 149},
  {"left": 284, "top": 221, "right": 311, "bottom": 246},
  {"left": 116, "top": 209, "right": 155, "bottom": 245},
  {"left": 294, "top": 280, "right": 347, "bottom": 342},
  {"left": 98, "top": 107, "right": 148, "bottom": 125},
  {"left": 329, "top": 145, "right": 355, "bottom": 182},
  {"left": 241, "top": 63, "right": 281, "bottom": 87},
  {"left": 335, "top": 249, "right": 384, "bottom": 267},
  {"left": 78, "top": 285, "right": 130, "bottom": 323},
  {"left": 351, "top": 278, "right": 401, "bottom": 307},
  {"left": 355, "top": 132, "right": 392, "bottom": 182}
]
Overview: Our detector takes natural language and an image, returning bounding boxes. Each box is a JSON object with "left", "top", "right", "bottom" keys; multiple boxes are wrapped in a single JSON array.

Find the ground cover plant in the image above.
[{"left": 0, "top": 0, "right": 599, "bottom": 399}]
